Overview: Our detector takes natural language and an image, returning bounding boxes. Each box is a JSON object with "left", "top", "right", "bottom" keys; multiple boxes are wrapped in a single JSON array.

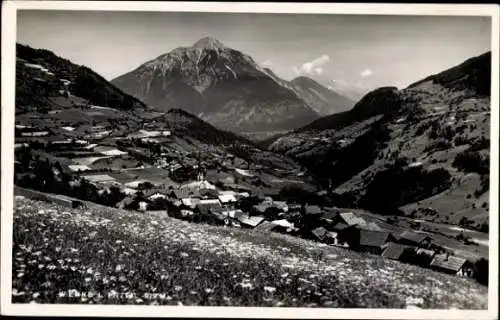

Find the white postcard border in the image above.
[{"left": 1, "top": 1, "right": 499, "bottom": 319}]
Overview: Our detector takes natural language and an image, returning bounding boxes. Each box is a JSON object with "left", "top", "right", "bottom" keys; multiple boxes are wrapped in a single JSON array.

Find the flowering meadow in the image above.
[{"left": 12, "top": 196, "right": 488, "bottom": 308}]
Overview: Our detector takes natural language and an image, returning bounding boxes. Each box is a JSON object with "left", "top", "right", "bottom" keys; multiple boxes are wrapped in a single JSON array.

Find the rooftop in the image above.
[
  {"left": 381, "top": 243, "right": 413, "bottom": 260},
  {"left": 218, "top": 194, "right": 237, "bottom": 203},
  {"left": 399, "top": 230, "right": 431, "bottom": 244},
  {"left": 339, "top": 212, "right": 367, "bottom": 226},
  {"left": 359, "top": 230, "right": 392, "bottom": 247},
  {"left": 311, "top": 227, "right": 328, "bottom": 240},
  {"left": 238, "top": 215, "right": 265, "bottom": 227},
  {"left": 430, "top": 254, "right": 467, "bottom": 272},
  {"left": 271, "top": 219, "right": 295, "bottom": 229}
]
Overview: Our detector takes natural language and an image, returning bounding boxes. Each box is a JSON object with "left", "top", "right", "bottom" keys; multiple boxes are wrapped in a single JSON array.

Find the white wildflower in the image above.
[{"left": 264, "top": 286, "right": 276, "bottom": 293}]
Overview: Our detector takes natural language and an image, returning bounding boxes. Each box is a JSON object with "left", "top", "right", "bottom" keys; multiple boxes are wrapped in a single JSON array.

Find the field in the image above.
[{"left": 12, "top": 196, "right": 487, "bottom": 308}]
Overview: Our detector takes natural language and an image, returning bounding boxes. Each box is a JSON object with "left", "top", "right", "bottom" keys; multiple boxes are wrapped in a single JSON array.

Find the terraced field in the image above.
[{"left": 12, "top": 196, "right": 488, "bottom": 308}]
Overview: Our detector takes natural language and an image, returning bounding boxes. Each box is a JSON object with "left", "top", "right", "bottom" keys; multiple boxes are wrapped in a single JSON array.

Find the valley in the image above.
[{"left": 11, "top": 37, "right": 492, "bottom": 308}]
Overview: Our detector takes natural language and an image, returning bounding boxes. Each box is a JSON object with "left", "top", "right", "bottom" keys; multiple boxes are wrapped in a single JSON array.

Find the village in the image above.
[
  {"left": 12, "top": 58, "right": 488, "bottom": 284},
  {"left": 13, "top": 107, "right": 485, "bottom": 283}
]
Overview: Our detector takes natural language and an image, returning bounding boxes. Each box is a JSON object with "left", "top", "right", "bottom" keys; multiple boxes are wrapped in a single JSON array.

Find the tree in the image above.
[
  {"left": 477, "top": 222, "right": 489, "bottom": 233},
  {"left": 279, "top": 186, "right": 319, "bottom": 205},
  {"left": 137, "top": 181, "right": 154, "bottom": 190},
  {"left": 453, "top": 150, "right": 489, "bottom": 175},
  {"left": 473, "top": 258, "right": 488, "bottom": 286}
]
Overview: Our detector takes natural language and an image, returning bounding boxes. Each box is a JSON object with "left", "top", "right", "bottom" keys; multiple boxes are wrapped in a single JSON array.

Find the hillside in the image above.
[
  {"left": 409, "top": 52, "right": 491, "bottom": 96},
  {"left": 12, "top": 195, "right": 487, "bottom": 308},
  {"left": 111, "top": 37, "right": 320, "bottom": 133},
  {"left": 153, "top": 108, "right": 252, "bottom": 146},
  {"left": 16, "top": 43, "right": 148, "bottom": 113},
  {"left": 269, "top": 52, "right": 491, "bottom": 229}
]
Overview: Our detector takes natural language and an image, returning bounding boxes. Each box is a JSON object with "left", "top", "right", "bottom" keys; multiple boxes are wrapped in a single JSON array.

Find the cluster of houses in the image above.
[
  {"left": 298, "top": 208, "right": 472, "bottom": 277},
  {"left": 118, "top": 175, "right": 473, "bottom": 278}
]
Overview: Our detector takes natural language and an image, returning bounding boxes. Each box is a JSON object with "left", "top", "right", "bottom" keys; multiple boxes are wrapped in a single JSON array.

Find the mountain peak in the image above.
[{"left": 193, "top": 36, "right": 226, "bottom": 50}]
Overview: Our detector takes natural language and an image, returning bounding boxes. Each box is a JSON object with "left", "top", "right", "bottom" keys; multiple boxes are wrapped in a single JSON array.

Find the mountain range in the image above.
[
  {"left": 111, "top": 37, "right": 353, "bottom": 132},
  {"left": 14, "top": 42, "right": 309, "bottom": 185}
]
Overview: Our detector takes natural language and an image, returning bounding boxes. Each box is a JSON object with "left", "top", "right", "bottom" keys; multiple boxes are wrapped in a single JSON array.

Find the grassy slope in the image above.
[
  {"left": 12, "top": 196, "right": 487, "bottom": 308},
  {"left": 16, "top": 43, "right": 147, "bottom": 113},
  {"left": 268, "top": 53, "right": 491, "bottom": 227}
]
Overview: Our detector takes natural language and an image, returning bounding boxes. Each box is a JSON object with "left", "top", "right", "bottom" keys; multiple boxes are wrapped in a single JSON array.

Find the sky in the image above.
[{"left": 17, "top": 10, "right": 491, "bottom": 97}]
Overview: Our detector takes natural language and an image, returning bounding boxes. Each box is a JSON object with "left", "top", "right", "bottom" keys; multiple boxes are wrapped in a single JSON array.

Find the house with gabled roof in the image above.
[
  {"left": 331, "top": 211, "right": 367, "bottom": 227},
  {"left": 220, "top": 209, "right": 264, "bottom": 228},
  {"left": 381, "top": 243, "right": 415, "bottom": 261},
  {"left": 196, "top": 201, "right": 222, "bottom": 215},
  {"left": 238, "top": 215, "right": 266, "bottom": 229},
  {"left": 311, "top": 226, "right": 328, "bottom": 242},
  {"left": 350, "top": 229, "right": 397, "bottom": 255},
  {"left": 218, "top": 194, "right": 237, "bottom": 204},
  {"left": 397, "top": 230, "right": 432, "bottom": 247},
  {"left": 429, "top": 254, "right": 472, "bottom": 276},
  {"left": 170, "top": 188, "right": 200, "bottom": 200}
]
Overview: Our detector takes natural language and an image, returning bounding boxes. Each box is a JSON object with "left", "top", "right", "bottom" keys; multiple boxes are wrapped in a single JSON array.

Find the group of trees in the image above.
[
  {"left": 298, "top": 119, "right": 391, "bottom": 191},
  {"left": 362, "top": 159, "right": 452, "bottom": 214},
  {"left": 453, "top": 150, "right": 489, "bottom": 175},
  {"left": 278, "top": 185, "right": 324, "bottom": 206},
  {"left": 473, "top": 258, "right": 489, "bottom": 286}
]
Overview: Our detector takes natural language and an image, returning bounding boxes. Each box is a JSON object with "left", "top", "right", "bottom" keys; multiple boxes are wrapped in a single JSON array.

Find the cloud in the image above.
[
  {"left": 294, "top": 54, "right": 330, "bottom": 76},
  {"left": 261, "top": 60, "right": 274, "bottom": 67},
  {"left": 293, "top": 66, "right": 301, "bottom": 76},
  {"left": 360, "top": 69, "right": 373, "bottom": 78}
]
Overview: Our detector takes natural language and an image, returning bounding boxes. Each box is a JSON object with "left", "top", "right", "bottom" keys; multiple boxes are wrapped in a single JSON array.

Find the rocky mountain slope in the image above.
[
  {"left": 290, "top": 76, "right": 354, "bottom": 116},
  {"left": 260, "top": 68, "right": 354, "bottom": 116},
  {"left": 269, "top": 52, "right": 491, "bottom": 229},
  {"left": 111, "top": 37, "right": 325, "bottom": 132}
]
